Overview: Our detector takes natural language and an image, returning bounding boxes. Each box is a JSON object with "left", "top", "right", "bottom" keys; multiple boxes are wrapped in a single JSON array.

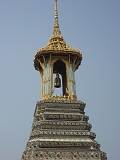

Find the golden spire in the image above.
[
  {"left": 54, "top": 0, "right": 59, "bottom": 28},
  {"left": 52, "top": 0, "right": 62, "bottom": 37}
]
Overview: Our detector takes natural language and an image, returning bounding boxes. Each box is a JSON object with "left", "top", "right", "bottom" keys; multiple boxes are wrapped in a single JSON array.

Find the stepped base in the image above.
[{"left": 22, "top": 100, "right": 107, "bottom": 160}]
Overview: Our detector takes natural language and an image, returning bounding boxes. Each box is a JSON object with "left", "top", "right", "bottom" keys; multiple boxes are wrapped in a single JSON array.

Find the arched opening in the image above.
[{"left": 53, "top": 60, "right": 67, "bottom": 96}]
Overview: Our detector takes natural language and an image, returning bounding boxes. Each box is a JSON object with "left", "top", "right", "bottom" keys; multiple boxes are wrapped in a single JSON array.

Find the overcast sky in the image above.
[{"left": 0, "top": 0, "right": 120, "bottom": 160}]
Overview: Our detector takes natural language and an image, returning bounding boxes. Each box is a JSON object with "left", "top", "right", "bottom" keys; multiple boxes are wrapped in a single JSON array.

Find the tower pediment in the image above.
[{"left": 35, "top": 36, "right": 82, "bottom": 59}]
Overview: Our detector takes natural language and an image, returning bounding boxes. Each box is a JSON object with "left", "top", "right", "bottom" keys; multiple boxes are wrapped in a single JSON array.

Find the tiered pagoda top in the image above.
[
  {"left": 34, "top": 0, "right": 82, "bottom": 70},
  {"left": 34, "top": 0, "right": 82, "bottom": 100}
]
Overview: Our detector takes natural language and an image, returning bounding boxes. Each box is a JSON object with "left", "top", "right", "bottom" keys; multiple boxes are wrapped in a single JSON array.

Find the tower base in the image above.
[{"left": 21, "top": 100, "right": 107, "bottom": 160}]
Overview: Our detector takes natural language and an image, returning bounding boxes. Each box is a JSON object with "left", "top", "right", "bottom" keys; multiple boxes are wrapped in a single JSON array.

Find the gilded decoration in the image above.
[
  {"left": 33, "top": 0, "right": 82, "bottom": 101},
  {"left": 34, "top": 0, "right": 82, "bottom": 70}
]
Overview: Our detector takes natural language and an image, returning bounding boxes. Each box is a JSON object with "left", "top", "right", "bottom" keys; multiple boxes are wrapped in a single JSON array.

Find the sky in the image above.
[{"left": 0, "top": 0, "right": 120, "bottom": 160}]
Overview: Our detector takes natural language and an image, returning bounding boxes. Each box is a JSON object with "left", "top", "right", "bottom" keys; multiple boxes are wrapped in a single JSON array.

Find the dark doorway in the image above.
[{"left": 53, "top": 60, "right": 67, "bottom": 96}]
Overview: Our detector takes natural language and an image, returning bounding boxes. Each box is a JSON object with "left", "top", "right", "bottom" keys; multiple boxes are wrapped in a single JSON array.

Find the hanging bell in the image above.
[{"left": 54, "top": 73, "right": 61, "bottom": 88}]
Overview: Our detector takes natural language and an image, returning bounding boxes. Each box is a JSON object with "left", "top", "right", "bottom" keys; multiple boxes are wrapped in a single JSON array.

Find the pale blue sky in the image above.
[{"left": 0, "top": 0, "right": 120, "bottom": 160}]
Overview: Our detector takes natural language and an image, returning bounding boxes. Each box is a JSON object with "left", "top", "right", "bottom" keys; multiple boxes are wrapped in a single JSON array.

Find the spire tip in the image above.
[{"left": 54, "top": 0, "right": 59, "bottom": 28}]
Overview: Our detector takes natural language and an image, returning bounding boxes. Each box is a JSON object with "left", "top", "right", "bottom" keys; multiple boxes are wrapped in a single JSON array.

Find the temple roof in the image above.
[{"left": 34, "top": 0, "right": 82, "bottom": 59}]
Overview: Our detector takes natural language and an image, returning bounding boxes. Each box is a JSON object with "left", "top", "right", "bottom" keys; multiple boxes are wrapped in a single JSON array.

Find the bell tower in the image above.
[
  {"left": 34, "top": 0, "right": 82, "bottom": 100},
  {"left": 21, "top": 0, "right": 107, "bottom": 159}
]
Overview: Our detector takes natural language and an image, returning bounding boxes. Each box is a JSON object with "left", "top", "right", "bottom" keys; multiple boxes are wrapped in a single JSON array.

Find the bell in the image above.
[{"left": 54, "top": 73, "right": 61, "bottom": 88}]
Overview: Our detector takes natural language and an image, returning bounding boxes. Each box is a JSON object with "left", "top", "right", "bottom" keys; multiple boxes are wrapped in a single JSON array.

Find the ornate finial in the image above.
[
  {"left": 54, "top": 0, "right": 59, "bottom": 28},
  {"left": 52, "top": 0, "right": 61, "bottom": 36}
]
